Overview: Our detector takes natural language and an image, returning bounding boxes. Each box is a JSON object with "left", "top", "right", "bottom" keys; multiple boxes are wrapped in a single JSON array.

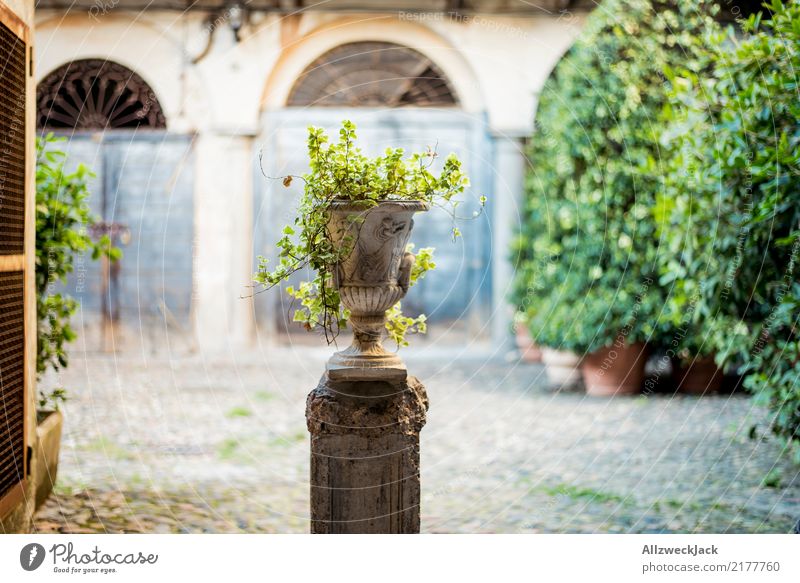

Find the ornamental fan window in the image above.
[
  {"left": 37, "top": 59, "right": 166, "bottom": 130},
  {"left": 287, "top": 42, "right": 458, "bottom": 108}
]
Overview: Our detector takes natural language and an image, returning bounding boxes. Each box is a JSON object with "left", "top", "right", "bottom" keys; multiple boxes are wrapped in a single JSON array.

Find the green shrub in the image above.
[
  {"left": 512, "top": 0, "right": 718, "bottom": 354},
  {"left": 661, "top": 1, "right": 800, "bottom": 453},
  {"left": 36, "top": 134, "right": 119, "bottom": 408}
]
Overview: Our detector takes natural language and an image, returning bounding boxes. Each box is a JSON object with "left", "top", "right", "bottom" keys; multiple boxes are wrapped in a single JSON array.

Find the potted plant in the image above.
[
  {"left": 659, "top": 1, "right": 800, "bottom": 434},
  {"left": 649, "top": 249, "right": 728, "bottom": 395},
  {"left": 581, "top": 339, "right": 649, "bottom": 397},
  {"left": 254, "top": 121, "right": 484, "bottom": 373},
  {"left": 510, "top": 82, "right": 581, "bottom": 389},
  {"left": 672, "top": 354, "right": 724, "bottom": 395},
  {"left": 513, "top": 312, "right": 542, "bottom": 363},
  {"left": 540, "top": 347, "right": 583, "bottom": 391},
  {"left": 648, "top": 232, "right": 727, "bottom": 396},
  {"left": 529, "top": 295, "right": 583, "bottom": 391},
  {"left": 512, "top": 0, "right": 716, "bottom": 396},
  {"left": 34, "top": 135, "right": 119, "bottom": 507}
]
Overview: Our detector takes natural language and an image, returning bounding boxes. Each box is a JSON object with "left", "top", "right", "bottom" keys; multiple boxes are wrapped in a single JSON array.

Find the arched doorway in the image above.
[
  {"left": 286, "top": 41, "right": 458, "bottom": 108},
  {"left": 37, "top": 59, "right": 194, "bottom": 351},
  {"left": 256, "top": 42, "right": 491, "bottom": 343}
]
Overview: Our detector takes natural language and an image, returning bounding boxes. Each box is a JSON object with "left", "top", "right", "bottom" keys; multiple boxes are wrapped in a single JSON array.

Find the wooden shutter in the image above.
[{"left": 0, "top": 2, "right": 32, "bottom": 519}]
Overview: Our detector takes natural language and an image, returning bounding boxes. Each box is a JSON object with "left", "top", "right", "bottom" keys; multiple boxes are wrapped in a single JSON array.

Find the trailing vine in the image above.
[{"left": 36, "top": 134, "right": 120, "bottom": 409}]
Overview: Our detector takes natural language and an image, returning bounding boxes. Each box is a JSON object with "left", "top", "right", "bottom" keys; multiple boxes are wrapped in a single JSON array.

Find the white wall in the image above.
[
  {"left": 36, "top": 10, "right": 585, "bottom": 134},
  {"left": 193, "top": 133, "right": 254, "bottom": 352}
]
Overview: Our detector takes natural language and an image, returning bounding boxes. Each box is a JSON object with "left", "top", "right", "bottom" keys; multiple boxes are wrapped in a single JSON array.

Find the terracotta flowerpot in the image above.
[
  {"left": 326, "top": 200, "right": 429, "bottom": 381},
  {"left": 541, "top": 348, "right": 582, "bottom": 391},
  {"left": 582, "top": 342, "right": 648, "bottom": 396},
  {"left": 673, "top": 356, "right": 723, "bottom": 395},
  {"left": 34, "top": 409, "right": 64, "bottom": 509},
  {"left": 515, "top": 323, "right": 543, "bottom": 363}
]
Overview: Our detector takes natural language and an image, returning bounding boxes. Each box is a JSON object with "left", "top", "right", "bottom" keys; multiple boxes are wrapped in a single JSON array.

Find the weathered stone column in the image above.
[
  {"left": 306, "top": 374, "right": 428, "bottom": 534},
  {"left": 490, "top": 133, "right": 527, "bottom": 352},
  {"left": 193, "top": 131, "right": 254, "bottom": 352}
]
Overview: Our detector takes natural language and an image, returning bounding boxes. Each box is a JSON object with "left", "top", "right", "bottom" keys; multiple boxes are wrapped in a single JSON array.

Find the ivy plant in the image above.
[
  {"left": 36, "top": 134, "right": 120, "bottom": 409},
  {"left": 254, "top": 120, "right": 483, "bottom": 345},
  {"left": 512, "top": 0, "right": 719, "bottom": 355},
  {"left": 660, "top": 0, "right": 800, "bottom": 453}
]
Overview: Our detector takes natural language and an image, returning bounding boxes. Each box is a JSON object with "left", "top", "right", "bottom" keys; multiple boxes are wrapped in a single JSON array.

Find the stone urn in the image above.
[{"left": 326, "top": 200, "right": 429, "bottom": 381}]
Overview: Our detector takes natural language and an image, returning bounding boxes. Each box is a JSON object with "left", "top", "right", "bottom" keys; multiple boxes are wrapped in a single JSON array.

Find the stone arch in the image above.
[
  {"left": 37, "top": 59, "right": 167, "bottom": 130},
  {"left": 286, "top": 41, "right": 458, "bottom": 108},
  {"left": 260, "top": 16, "right": 484, "bottom": 113}
]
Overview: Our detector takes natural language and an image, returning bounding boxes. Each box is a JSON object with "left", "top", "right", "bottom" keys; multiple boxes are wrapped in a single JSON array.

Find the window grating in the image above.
[
  {"left": 0, "top": 270, "right": 24, "bottom": 501},
  {"left": 288, "top": 42, "right": 458, "bottom": 108},
  {"left": 37, "top": 59, "right": 167, "bottom": 130},
  {"left": 0, "top": 21, "right": 26, "bottom": 256}
]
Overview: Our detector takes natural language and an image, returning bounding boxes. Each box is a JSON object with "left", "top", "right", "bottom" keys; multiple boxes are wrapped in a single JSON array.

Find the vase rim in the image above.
[{"left": 329, "top": 199, "right": 430, "bottom": 212}]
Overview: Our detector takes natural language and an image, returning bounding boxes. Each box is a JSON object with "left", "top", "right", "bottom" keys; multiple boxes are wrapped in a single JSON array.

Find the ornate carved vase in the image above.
[{"left": 326, "top": 200, "right": 429, "bottom": 381}]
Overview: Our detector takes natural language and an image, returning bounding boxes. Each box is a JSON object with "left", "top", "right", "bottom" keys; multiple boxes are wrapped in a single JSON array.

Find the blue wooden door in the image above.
[{"left": 52, "top": 132, "right": 195, "bottom": 349}]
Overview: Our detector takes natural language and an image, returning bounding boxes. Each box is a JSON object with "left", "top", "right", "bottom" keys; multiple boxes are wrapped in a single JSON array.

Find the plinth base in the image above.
[
  {"left": 305, "top": 374, "right": 428, "bottom": 534},
  {"left": 325, "top": 349, "right": 408, "bottom": 382}
]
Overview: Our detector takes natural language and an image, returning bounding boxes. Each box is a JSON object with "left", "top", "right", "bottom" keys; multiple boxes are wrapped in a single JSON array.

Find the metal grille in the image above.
[
  {"left": 37, "top": 59, "right": 167, "bottom": 130},
  {"left": 0, "top": 21, "right": 26, "bottom": 255},
  {"left": 288, "top": 42, "right": 458, "bottom": 108},
  {"left": 0, "top": 271, "right": 25, "bottom": 500}
]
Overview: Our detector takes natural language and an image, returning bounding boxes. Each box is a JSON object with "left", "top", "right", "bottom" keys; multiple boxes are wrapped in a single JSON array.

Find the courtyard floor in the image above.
[{"left": 33, "top": 343, "right": 800, "bottom": 533}]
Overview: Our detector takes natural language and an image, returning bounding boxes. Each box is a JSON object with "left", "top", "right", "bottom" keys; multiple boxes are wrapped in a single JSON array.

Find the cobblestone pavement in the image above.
[{"left": 33, "top": 344, "right": 800, "bottom": 534}]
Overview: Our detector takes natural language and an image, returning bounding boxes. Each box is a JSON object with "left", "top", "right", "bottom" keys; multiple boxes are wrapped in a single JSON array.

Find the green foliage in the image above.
[
  {"left": 225, "top": 406, "right": 253, "bottom": 418},
  {"left": 660, "top": 1, "right": 800, "bottom": 454},
  {"left": 36, "top": 134, "right": 120, "bottom": 409},
  {"left": 512, "top": 0, "right": 718, "bottom": 353},
  {"left": 761, "top": 468, "right": 783, "bottom": 489},
  {"left": 254, "top": 120, "right": 482, "bottom": 345},
  {"left": 385, "top": 246, "right": 435, "bottom": 346},
  {"left": 217, "top": 438, "right": 239, "bottom": 460}
]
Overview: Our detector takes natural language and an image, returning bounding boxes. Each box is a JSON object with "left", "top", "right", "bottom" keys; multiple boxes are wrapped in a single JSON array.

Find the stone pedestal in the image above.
[{"left": 305, "top": 374, "right": 428, "bottom": 534}]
